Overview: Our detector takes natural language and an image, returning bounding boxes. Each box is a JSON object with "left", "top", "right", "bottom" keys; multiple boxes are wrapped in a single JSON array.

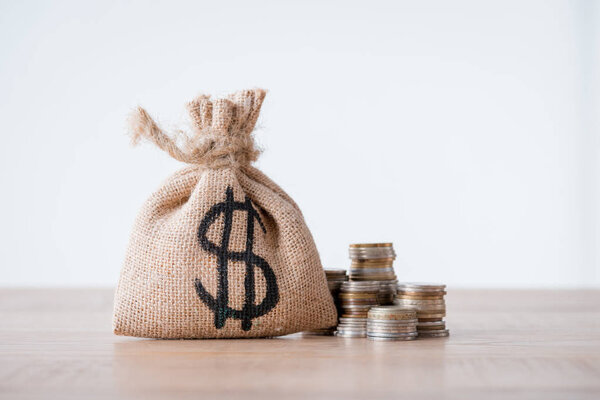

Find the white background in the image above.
[{"left": 0, "top": 0, "right": 598, "bottom": 287}]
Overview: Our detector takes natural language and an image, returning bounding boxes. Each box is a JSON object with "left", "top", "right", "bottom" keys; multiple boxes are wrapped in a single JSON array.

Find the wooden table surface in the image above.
[{"left": 1, "top": 289, "right": 599, "bottom": 400}]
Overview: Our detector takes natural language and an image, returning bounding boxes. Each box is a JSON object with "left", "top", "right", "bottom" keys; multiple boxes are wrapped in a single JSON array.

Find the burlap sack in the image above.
[{"left": 113, "top": 89, "right": 337, "bottom": 338}]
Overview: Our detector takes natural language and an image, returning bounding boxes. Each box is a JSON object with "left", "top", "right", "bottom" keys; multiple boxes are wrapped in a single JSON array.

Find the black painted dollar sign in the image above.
[{"left": 194, "top": 186, "right": 279, "bottom": 331}]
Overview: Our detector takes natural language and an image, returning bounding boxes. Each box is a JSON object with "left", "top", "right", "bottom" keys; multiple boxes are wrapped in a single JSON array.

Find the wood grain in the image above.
[{"left": 1, "top": 289, "right": 599, "bottom": 399}]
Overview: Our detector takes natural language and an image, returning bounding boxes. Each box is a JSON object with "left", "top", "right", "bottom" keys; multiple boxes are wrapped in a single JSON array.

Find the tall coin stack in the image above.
[
  {"left": 366, "top": 306, "right": 418, "bottom": 341},
  {"left": 348, "top": 243, "right": 398, "bottom": 305},
  {"left": 304, "top": 269, "right": 348, "bottom": 335},
  {"left": 395, "top": 283, "right": 449, "bottom": 338},
  {"left": 336, "top": 281, "right": 379, "bottom": 338}
]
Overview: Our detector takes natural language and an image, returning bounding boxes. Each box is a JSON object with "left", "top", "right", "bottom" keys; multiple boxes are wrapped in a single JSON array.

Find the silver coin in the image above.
[
  {"left": 337, "top": 330, "right": 367, "bottom": 334},
  {"left": 342, "top": 280, "right": 381, "bottom": 286},
  {"left": 367, "top": 335, "right": 417, "bottom": 341},
  {"left": 338, "top": 319, "right": 367, "bottom": 324},
  {"left": 367, "top": 319, "right": 418, "bottom": 325},
  {"left": 341, "top": 284, "right": 381, "bottom": 291},
  {"left": 367, "top": 318, "right": 418, "bottom": 324},
  {"left": 368, "top": 323, "right": 418, "bottom": 329},
  {"left": 367, "top": 328, "right": 417, "bottom": 334},
  {"left": 418, "top": 329, "right": 450, "bottom": 338},
  {"left": 397, "top": 282, "right": 446, "bottom": 291},
  {"left": 367, "top": 332, "right": 418, "bottom": 338},
  {"left": 368, "top": 328, "right": 418, "bottom": 333},
  {"left": 395, "top": 299, "right": 445, "bottom": 305},
  {"left": 369, "top": 305, "right": 416, "bottom": 313},
  {"left": 416, "top": 328, "right": 448, "bottom": 333},
  {"left": 339, "top": 317, "right": 367, "bottom": 323},
  {"left": 367, "top": 316, "right": 418, "bottom": 323},
  {"left": 367, "top": 320, "right": 417, "bottom": 326},
  {"left": 337, "top": 325, "right": 367, "bottom": 331},
  {"left": 367, "top": 326, "right": 417, "bottom": 331},
  {"left": 335, "top": 332, "right": 367, "bottom": 338},
  {"left": 368, "top": 326, "right": 418, "bottom": 331},
  {"left": 368, "top": 313, "right": 418, "bottom": 320},
  {"left": 397, "top": 305, "right": 447, "bottom": 311},
  {"left": 336, "top": 331, "right": 367, "bottom": 338},
  {"left": 392, "top": 304, "right": 419, "bottom": 310},
  {"left": 367, "top": 330, "right": 418, "bottom": 336},
  {"left": 349, "top": 253, "right": 396, "bottom": 261},
  {"left": 350, "top": 277, "right": 397, "bottom": 282},
  {"left": 340, "top": 326, "right": 368, "bottom": 330},
  {"left": 417, "top": 321, "right": 446, "bottom": 327},
  {"left": 368, "top": 320, "right": 418, "bottom": 325},
  {"left": 416, "top": 313, "right": 446, "bottom": 319}
]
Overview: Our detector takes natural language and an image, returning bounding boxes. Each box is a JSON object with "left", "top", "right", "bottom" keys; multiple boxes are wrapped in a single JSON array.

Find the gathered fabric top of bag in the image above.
[{"left": 129, "top": 88, "right": 266, "bottom": 169}]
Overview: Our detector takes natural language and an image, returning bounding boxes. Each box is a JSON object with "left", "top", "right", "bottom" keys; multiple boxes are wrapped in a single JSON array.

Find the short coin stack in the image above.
[
  {"left": 336, "top": 281, "right": 379, "bottom": 338},
  {"left": 326, "top": 268, "right": 349, "bottom": 330},
  {"left": 395, "top": 283, "right": 449, "bottom": 338},
  {"left": 348, "top": 243, "right": 398, "bottom": 305},
  {"left": 304, "top": 269, "right": 348, "bottom": 335},
  {"left": 366, "top": 306, "right": 418, "bottom": 341}
]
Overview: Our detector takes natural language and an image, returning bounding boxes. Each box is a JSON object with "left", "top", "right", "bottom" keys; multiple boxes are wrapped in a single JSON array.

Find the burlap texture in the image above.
[{"left": 113, "top": 89, "right": 337, "bottom": 338}]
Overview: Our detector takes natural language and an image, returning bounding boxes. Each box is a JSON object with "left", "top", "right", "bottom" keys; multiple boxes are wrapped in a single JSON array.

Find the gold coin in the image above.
[
  {"left": 340, "top": 293, "right": 378, "bottom": 299},
  {"left": 417, "top": 324, "right": 446, "bottom": 331},
  {"left": 349, "top": 243, "right": 393, "bottom": 248},
  {"left": 351, "top": 259, "right": 395, "bottom": 266}
]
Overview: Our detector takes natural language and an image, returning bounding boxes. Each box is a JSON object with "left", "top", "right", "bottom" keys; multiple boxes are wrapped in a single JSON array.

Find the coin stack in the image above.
[
  {"left": 395, "top": 283, "right": 449, "bottom": 338},
  {"left": 326, "top": 268, "right": 348, "bottom": 327},
  {"left": 348, "top": 243, "right": 398, "bottom": 305},
  {"left": 366, "top": 306, "right": 418, "bottom": 341},
  {"left": 336, "top": 281, "right": 379, "bottom": 338},
  {"left": 304, "top": 269, "right": 348, "bottom": 335}
]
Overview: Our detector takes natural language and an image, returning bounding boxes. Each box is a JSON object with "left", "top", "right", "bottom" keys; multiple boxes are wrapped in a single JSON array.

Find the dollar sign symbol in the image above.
[{"left": 194, "top": 186, "right": 279, "bottom": 331}]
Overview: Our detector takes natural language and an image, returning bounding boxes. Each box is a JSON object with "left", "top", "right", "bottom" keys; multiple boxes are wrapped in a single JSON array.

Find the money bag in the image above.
[{"left": 113, "top": 89, "right": 337, "bottom": 338}]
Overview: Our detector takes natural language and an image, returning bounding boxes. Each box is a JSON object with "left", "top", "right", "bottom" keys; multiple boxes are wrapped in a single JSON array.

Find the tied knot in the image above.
[{"left": 129, "top": 89, "right": 266, "bottom": 169}]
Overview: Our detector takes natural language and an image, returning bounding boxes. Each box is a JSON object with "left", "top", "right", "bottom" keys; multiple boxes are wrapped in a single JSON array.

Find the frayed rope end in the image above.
[{"left": 128, "top": 106, "right": 156, "bottom": 147}]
